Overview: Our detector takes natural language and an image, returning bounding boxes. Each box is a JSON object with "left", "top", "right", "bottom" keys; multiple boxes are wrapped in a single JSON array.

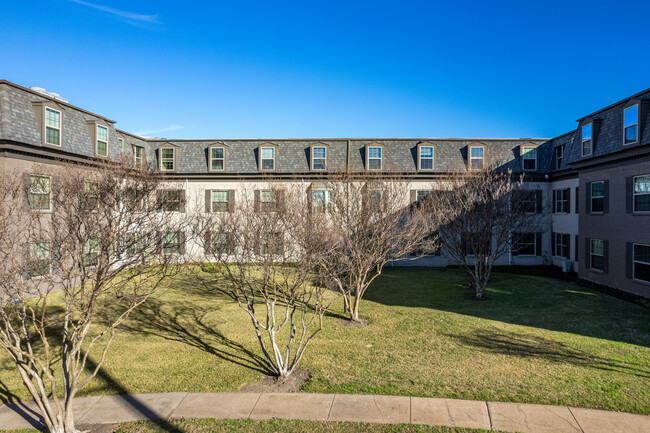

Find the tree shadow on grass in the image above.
[
  {"left": 363, "top": 268, "right": 650, "bottom": 347},
  {"left": 446, "top": 328, "right": 650, "bottom": 378},
  {"left": 121, "top": 297, "right": 270, "bottom": 375}
]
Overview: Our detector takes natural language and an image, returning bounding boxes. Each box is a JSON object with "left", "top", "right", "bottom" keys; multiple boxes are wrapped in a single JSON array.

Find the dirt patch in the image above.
[
  {"left": 239, "top": 368, "right": 310, "bottom": 393},
  {"left": 338, "top": 318, "right": 369, "bottom": 328}
]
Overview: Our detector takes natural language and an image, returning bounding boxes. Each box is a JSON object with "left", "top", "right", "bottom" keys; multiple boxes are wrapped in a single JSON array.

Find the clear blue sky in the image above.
[{"left": 1, "top": 0, "right": 649, "bottom": 139}]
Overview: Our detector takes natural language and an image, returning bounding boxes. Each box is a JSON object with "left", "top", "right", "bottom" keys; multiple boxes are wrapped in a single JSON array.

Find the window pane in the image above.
[
  {"left": 624, "top": 105, "right": 638, "bottom": 127},
  {"left": 313, "top": 158, "right": 326, "bottom": 170},
  {"left": 313, "top": 147, "right": 326, "bottom": 158},
  {"left": 368, "top": 147, "right": 381, "bottom": 159},
  {"left": 591, "top": 182, "right": 604, "bottom": 197},
  {"left": 591, "top": 239, "right": 603, "bottom": 255},
  {"left": 212, "top": 191, "right": 228, "bottom": 202},
  {"left": 420, "top": 146, "right": 433, "bottom": 158},
  {"left": 30, "top": 176, "right": 51, "bottom": 194},
  {"left": 97, "top": 140, "right": 107, "bottom": 156},
  {"left": 312, "top": 190, "right": 329, "bottom": 211},
  {"left": 635, "top": 195, "right": 650, "bottom": 212},
  {"left": 368, "top": 159, "right": 381, "bottom": 170},
  {"left": 591, "top": 255, "right": 604, "bottom": 271},
  {"left": 97, "top": 125, "right": 108, "bottom": 141},
  {"left": 634, "top": 176, "right": 650, "bottom": 194},
  {"left": 211, "top": 159, "right": 224, "bottom": 170},
  {"left": 261, "top": 147, "right": 274, "bottom": 159},
  {"left": 582, "top": 124, "right": 591, "bottom": 140},
  {"left": 45, "top": 108, "right": 60, "bottom": 128},
  {"left": 470, "top": 147, "right": 484, "bottom": 158},
  {"left": 625, "top": 125, "right": 638, "bottom": 143},
  {"left": 417, "top": 190, "right": 432, "bottom": 201},
  {"left": 30, "top": 242, "right": 50, "bottom": 260},
  {"left": 634, "top": 244, "right": 650, "bottom": 263},
  {"left": 212, "top": 147, "right": 224, "bottom": 159},
  {"left": 262, "top": 159, "right": 275, "bottom": 170},
  {"left": 162, "top": 148, "right": 174, "bottom": 159},
  {"left": 46, "top": 127, "right": 60, "bottom": 145}
]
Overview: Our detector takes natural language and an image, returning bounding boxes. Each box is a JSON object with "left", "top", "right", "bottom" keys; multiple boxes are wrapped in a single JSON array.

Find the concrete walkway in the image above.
[{"left": 1, "top": 392, "right": 649, "bottom": 433}]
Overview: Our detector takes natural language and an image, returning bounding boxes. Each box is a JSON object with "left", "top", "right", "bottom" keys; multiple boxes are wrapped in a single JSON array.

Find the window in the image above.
[
  {"left": 554, "top": 188, "right": 569, "bottom": 213},
  {"left": 515, "top": 233, "right": 536, "bottom": 256},
  {"left": 207, "top": 232, "right": 232, "bottom": 255},
  {"left": 133, "top": 145, "right": 144, "bottom": 167},
  {"left": 367, "top": 146, "right": 382, "bottom": 170},
  {"left": 554, "top": 233, "right": 569, "bottom": 258},
  {"left": 162, "top": 189, "right": 183, "bottom": 212},
  {"left": 160, "top": 147, "right": 175, "bottom": 171},
  {"left": 210, "top": 147, "right": 225, "bottom": 171},
  {"left": 516, "top": 190, "right": 538, "bottom": 213},
  {"left": 260, "top": 232, "right": 282, "bottom": 255},
  {"left": 419, "top": 146, "right": 434, "bottom": 170},
  {"left": 633, "top": 175, "right": 650, "bottom": 212},
  {"left": 411, "top": 233, "right": 440, "bottom": 256},
  {"left": 29, "top": 242, "right": 50, "bottom": 277},
  {"left": 416, "top": 190, "right": 432, "bottom": 202},
  {"left": 260, "top": 190, "right": 278, "bottom": 212},
  {"left": 260, "top": 147, "right": 275, "bottom": 170},
  {"left": 29, "top": 175, "right": 51, "bottom": 211},
  {"left": 590, "top": 239, "right": 604, "bottom": 271},
  {"left": 521, "top": 146, "right": 537, "bottom": 170},
  {"left": 83, "top": 238, "right": 99, "bottom": 266},
  {"left": 96, "top": 125, "right": 108, "bottom": 157},
  {"left": 582, "top": 124, "right": 592, "bottom": 156},
  {"left": 469, "top": 146, "right": 484, "bottom": 170},
  {"left": 312, "top": 190, "right": 330, "bottom": 212},
  {"left": 162, "top": 232, "right": 182, "bottom": 254},
  {"left": 211, "top": 190, "right": 230, "bottom": 212},
  {"left": 84, "top": 181, "right": 99, "bottom": 210},
  {"left": 633, "top": 244, "right": 650, "bottom": 283},
  {"left": 364, "top": 189, "right": 383, "bottom": 210},
  {"left": 45, "top": 107, "right": 61, "bottom": 146},
  {"left": 118, "top": 138, "right": 124, "bottom": 151},
  {"left": 624, "top": 104, "right": 638, "bottom": 145},
  {"left": 555, "top": 145, "right": 564, "bottom": 169},
  {"left": 312, "top": 146, "right": 327, "bottom": 170},
  {"left": 591, "top": 181, "right": 605, "bottom": 213}
]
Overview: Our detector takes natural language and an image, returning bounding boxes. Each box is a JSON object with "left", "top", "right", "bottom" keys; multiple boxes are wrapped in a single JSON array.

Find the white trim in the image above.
[
  {"left": 590, "top": 238, "right": 605, "bottom": 271},
  {"left": 210, "top": 190, "right": 229, "bottom": 212},
  {"left": 632, "top": 243, "right": 650, "bottom": 283},
  {"left": 469, "top": 145, "right": 484, "bottom": 170},
  {"left": 311, "top": 145, "right": 327, "bottom": 171},
  {"left": 517, "top": 232, "right": 537, "bottom": 257},
  {"left": 367, "top": 145, "right": 382, "bottom": 171},
  {"left": 591, "top": 181, "right": 605, "bottom": 213},
  {"left": 210, "top": 146, "right": 226, "bottom": 171},
  {"left": 632, "top": 174, "right": 650, "bottom": 213},
  {"left": 260, "top": 146, "right": 276, "bottom": 171},
  {"left": 418, "top": 145, "right": 435, "bottom": 171},
  {"left": 160, "top": 146, "right": 176, "bottom": 171}
]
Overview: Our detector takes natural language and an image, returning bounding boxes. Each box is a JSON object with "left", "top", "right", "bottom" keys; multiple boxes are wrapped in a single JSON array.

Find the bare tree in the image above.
[
  {"left": 0, "top": 157, "right": 184, "bottom": 433},
  {"left": 422, "top": 166, "right": 548, "bottom": 299},
  {"left": 190, "top": 183, "right": 337, "bottom": 379},
  {"left": 314, "top": 171, "right": 435, "bottom": 323}
]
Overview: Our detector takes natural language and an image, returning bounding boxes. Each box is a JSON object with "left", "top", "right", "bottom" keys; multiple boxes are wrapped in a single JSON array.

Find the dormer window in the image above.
[
  {"left": 367, "top": 146, "right": 382, "bottom": 170},
  {"left": 582, "top": 124, "right": 592, "bottom": 156},
  {"left": 45, "top": 107, "right": 61, "bottom": 146},
  {"left": 555, "top": 145, "right": 564, "bottom": 169},
  {"left": 160, "top": 147, "right": 176, "bottom": 171},
  {"left": 311, "top": 146, "right": 327, "bottom": 171},
  {"left": 96, "top": 125, "right": 108, "bottom": 157},
  {"left": 469, "top": 146, "right": 484, "bottom": 170},
  {"left": 118, "top": 138, "right": 124, "bottom": 151},
  {"left": 418, "top": 145, "right": 434, "bottom": 170},
  {"left": 521, "top": 146, "right": 537, "bottom": 171},
  {"left": 133, "top": 145, "right": 144, "bottom": 167},
  {"left": 260, "top": 146, "right": 276, "bottom": 171},
  {"left": 210, "top": 146, "right": 226, "bottom": 171},
  {"left": 624, "top": 104, "right": 639, "bottom": 145}
]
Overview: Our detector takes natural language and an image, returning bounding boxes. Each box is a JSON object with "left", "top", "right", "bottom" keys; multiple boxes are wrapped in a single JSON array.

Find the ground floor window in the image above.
[
  {"left": 554, "top": 233, "right": 569, "bottom": 258},
  {"left": 515, "top": 233, "right": 536, "bottom": 256},
  {"left": 633, "top": 244, "right": 650, "bottom": 283},
  {"left": 411, "top": 233, "right": 441, "bottom": 256},
  {"left": 29, "top": 241, "right": 50, "bottom": 277},
  {"left": 590, "top": 239, "right": 604, "bottom": 271},
  {"left": 163, "top": 232, "right": 183, "bottom": 254},
  {"left": 83, "top": 238, "right": 99, "bottom": 266}
]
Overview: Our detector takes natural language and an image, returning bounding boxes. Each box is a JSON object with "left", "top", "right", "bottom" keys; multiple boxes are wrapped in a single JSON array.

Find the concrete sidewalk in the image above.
[{"left": 1, "top": 392, "right": 649, "bottom": 433}]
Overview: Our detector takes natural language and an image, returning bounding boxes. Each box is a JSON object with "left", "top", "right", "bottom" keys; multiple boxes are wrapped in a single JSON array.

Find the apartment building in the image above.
[{"left": 0, "top": 80, "right": 648, "bottom": 297}]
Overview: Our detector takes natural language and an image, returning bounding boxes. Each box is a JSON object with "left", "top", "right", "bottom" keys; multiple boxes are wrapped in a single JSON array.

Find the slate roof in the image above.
[{"left": 2, "top": 79, "right": 648, "bottom": 177}]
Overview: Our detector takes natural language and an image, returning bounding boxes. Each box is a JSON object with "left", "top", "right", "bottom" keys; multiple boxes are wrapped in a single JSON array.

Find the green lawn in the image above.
[{"left": 0, "top": 268, "right": 648, "bottom": 414}]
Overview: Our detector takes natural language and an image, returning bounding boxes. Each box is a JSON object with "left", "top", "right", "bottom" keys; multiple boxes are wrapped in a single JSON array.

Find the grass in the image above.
[{"left": 0, "top": 268, "right": 648, "bottom": 415}]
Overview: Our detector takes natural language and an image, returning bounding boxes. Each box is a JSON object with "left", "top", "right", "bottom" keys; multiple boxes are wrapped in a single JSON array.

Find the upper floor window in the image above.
[
  {"left": 521, "top": 146, "right": 537, "bottom": 170},
  {"left": 311, "top": 146, "right": 327, "bottom": 170},
  {"left": 469, "top": 146, "right": 484, "bottom": 170},
  {"left": 555, "top": 145, "right": 564, "bottom": 169},
  {"left": 29, "top": 241, "right": 51, "bottom": 278},
  {"left": 633, "top": 244, "right": 650, "bottom": 283},
  {"left": 260, "top": 190, "right": 278, "bottom": 212},
  {"left": 624, "top": 104, "right": 639, "bottom": 145},
  {"left": 515, "top": 189, "right": 540, "bottom": 213},
  {"left": 84, "top": 181, "right": 99, "bottom": 210},
  {"left": 133, "top": 145, "right": 144, "bottom": 167},
  {"left": 45, "top": 107, "right": 61, "bottom": 146},
  {"left": 591, "top": 181, "right": 605, "bottom": 213},
  {"left": 582, "top": 124, "right": 592, "bottom": 156},
  {"left": 211, "top": 190, "right": 230, "bottom": 212},
  {"left": 96, "top": 125, "right": 108, "bottom": 157},
  {"left": 590, "top": 239, "right": 604, "bottom": 271},
  {"left": 634, "top": 175, "right": 650, "bottom": 212},
  {"left": 160, "top": 147, "right": 175, "bottom": 171},
  {"left": 312, "top": 190, "right": 330, "bottom": 212},
  {"left": 29, "top": 175, "right": 51, "bottom": 211},
  {"left": 161, "top": 189, "right": 184, "bottom": 212},
  {"left": 367, "top": 146, "right": 382, "bottom": 170},
  {"left": 260, "top": 147, "right": 276, "bottom": 171},
  {"left": 210, "top": 147, "right": 225, "bottom": 171},
  {"left": 418, "top": 146, "right": 434, "bottom": 170},
  {"left": 118, "top": 138, "right": 124, "bottom": 151}
]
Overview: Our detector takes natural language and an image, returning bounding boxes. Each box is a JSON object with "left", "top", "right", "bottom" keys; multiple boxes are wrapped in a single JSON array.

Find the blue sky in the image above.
[{"left": 1, "top": 0, "right": 649, "bottom": 139}]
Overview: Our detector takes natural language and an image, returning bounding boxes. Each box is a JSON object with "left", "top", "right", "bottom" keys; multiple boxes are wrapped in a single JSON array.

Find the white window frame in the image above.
[
  {"left": 83, "top": 238, "right": 100, "bottom": 266},
  {"left": 521, "top": 146, "right": 537, "bottom": 171},
  {"left": 469, "top": 146, "right": 484, "bottom": 170},
  {"left": 554, "top": 188, "right": 569, "bottom": 213},
  {"left": 162, "top": 231, "right": 182, "bottom": 255},
  {"left": 211, "top": 190, "right": 230, "bottom": 212},
  {"left": 554, "top": 233, "right": 569, "bottom": 258},
  {"left": 260, "top": 147, "right": 276, "bottom": 171},
  {"left": 367, "top": 146, "right": 382, "bottom": 171},
  {"left": 29, "top": 241, "right": 51, "bottom": 278},
  {"left": 96, "top": 124, "right": 108, "bottom": 157},
  {"left": 133, "top": 145, "right": 144, "bottom": 167},
  {"left": 29, "top": 175, "right": 52, "bottom": 211},
  {"left": 591, "top": 181, "right": 605, "bottom": 213},
  {"left": 160, "top": 147, "right": 175, "bottom": 171},
  {"left": 623, "top": 104, "right": 639, "bottom": 145},
  {"left": 633, "top": 174, "right": 650, "bottom": 213},
  {"left": 210, "top": 147, "right": 226, "bottom": 171},
  {"left": 311, "top": 146, "right": 327, "bottom": 171},
  {"left": 118, "top": 138, "right": 124, "bottom": 151},
  {"left": 590, "top": 239, "right": 604, "bottom": 271},
  {"left": 581, "top": 124, "right": 592, "bottom": 156},
  {"left": 418, "top": 146, "right": 435, "bottom": 171},
  {"left": 517, "top": 233, "right": 537, "bottom": 257},
  {"left": 555, "top": 145, "right": 563, "bottom": 169},
  {"left": 44, "top": 107, "right": 62, "bottom": 146},
  {"left": 311, "top": 190, "right": 330, "bottom": 212},
  {"left": 633, "top": 243, "right": 650, "bottom": 283}
]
